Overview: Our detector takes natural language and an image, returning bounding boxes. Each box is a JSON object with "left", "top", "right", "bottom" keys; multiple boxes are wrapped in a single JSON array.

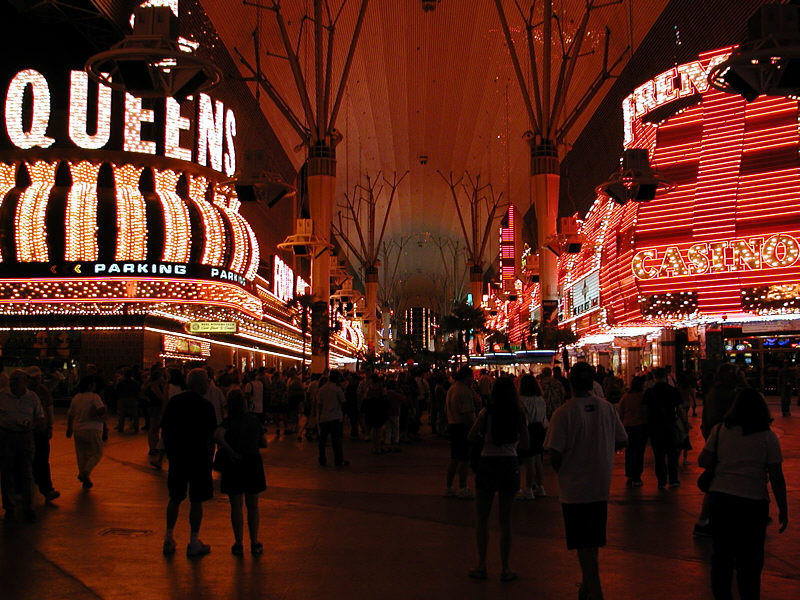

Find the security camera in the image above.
[{"left": 417, "top": 154, "right": 428, "bottom": 165}]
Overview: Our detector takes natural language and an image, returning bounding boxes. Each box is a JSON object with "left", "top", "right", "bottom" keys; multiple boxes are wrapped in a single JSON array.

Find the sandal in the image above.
[
  {"left": 500, "top": 570, "right": 518, "bottom": 582},
  {"left": 468, "top": 567, "right": 488, "bottom": 580},
  {"left": 251, "top": 542, "right": 264, "bottom": 555},
  {"left": 162, "top": 539, "right": 176, "bottom": 556},
  {"left": 231, "top": 543, "right": 244, "bottom": 556}
]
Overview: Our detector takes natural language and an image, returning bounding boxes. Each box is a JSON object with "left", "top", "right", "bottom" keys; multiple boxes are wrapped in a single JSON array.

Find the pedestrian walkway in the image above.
[{"left": 1, "top": 405, "right": 799, "bottom": 599}]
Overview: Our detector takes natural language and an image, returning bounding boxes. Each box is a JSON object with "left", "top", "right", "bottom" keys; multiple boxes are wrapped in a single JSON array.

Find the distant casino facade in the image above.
[
  {"left": 555, "top": 46, "right": 800, "bottom": 389},
  {"left": 0, "top": 26, "right": 360, "bottom": 371}
]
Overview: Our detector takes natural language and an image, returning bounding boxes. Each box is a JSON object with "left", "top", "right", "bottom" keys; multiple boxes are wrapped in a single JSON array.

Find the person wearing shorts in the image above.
[
  {"left": 468, "top": 376, "right": 529, "bottom": 582},
  {"left": 160, "top": 369, "right": 217, "bottom": 558},
  {"left": 545, "top": 362, "right": 627, "bottom": 600},
  {"left": 444, "top": 366, "right": 477, "bottom": 499}
]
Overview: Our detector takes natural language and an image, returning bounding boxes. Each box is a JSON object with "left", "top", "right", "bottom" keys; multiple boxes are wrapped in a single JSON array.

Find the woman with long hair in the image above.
[
  {"left": 695, "top": 362, "right": 741, "bottom": 537},
  {"left": 215, "top": 388, "right": 267, "bottom": 556},
  {"left": 517, "top": 373, "right": 547, "bottom": 499},
  {"left": 698, "top": 388, "right": 788, "bottom": 599},
  {"left": 468, "top": 376, "right": 529, "bottom": 582}
]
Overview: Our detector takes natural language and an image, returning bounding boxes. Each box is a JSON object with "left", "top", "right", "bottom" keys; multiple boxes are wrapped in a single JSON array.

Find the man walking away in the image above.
[
  {"left": 27, "top": 366, "right": 60, "bottom": 503},
  {"left": 316, "top": 371, "right": 349, "bottom": 467},
  {"left": 160, "top": 369, "right": 217, "bottom": 557},
  {"left": 545, "top": 362, "right": 627, "bottom": 600},
  {"left": 643, "top": 367, "right": 682, "bottom": 489}
]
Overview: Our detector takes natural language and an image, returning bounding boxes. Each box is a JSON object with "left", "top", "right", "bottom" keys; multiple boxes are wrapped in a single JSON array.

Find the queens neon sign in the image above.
[
  {"left": 632, "top": 234, "right": 800, "bottom": 280},
  {"left": 3, "top": 69, "right": 236, "bottom": 176}
]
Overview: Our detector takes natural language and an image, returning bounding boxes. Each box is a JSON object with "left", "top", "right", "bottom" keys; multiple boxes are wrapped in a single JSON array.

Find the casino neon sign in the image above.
[{"left": 632, "top": 234, "right": 800, "bottom": 280}]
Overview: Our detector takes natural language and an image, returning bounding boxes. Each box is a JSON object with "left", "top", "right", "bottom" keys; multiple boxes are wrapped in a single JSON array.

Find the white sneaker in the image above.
[
  {"left": 443, "top": 487, "right": 457, "bottom": 498},
  {"left": 535, "top": 485, "right": 547, "bottom": 497},
  {"left": 456, "top": 488, "right": 475, "bottom": 500}
]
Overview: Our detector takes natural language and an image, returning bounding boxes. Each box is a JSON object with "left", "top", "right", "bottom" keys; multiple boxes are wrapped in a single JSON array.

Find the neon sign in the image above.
[
  {"left": 622, "top": 53, "right": 730, "bottom": 146},
  {"left": 273, "top": 255, "right": 294, "bottom": 302},
  {"left": 632, "top": 234, "right": 800, "bottom": 280},
  {"left": 3, "top": 69, "right": 236, "bottom": 176}
]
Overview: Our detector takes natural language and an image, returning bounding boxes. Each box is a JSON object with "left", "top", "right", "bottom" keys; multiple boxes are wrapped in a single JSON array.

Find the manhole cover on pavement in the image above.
[{"left": 98, "top": 528, "right": 154, "bottom": 537}]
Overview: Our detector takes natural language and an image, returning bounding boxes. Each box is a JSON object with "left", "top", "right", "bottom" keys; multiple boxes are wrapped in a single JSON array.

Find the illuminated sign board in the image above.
[
  {"left": 0, "top": 261, "right": 251, "bottom": 288},
  {"left": 185, "top": 321, "right": 237, "bottom": 334},
  {"left": 273, "top": 255, "right": 294, "bottom": 302},
  {"left": 163, "top": 334, "right": 210, "bottom": 356},
  {"left": 571, "top": 272, "right": 601, "bottom": 316},
  {"left": 622, "top": 52, "right": 730, "bottom": 146},
  {"left": 499, "top": 205, "right": 516, "bottom": 292},
  {"left": 2, "top": 69, "right": 236, "bottom": 176},
  {"left": 632, "top": 234, "right": 800, "bottom": 280}
]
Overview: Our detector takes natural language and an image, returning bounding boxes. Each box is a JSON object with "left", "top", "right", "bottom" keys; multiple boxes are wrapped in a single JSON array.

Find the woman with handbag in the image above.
[
  {"left": 214, "top": 389, "right": 267, "bottom": 556},
  {"left": 698, "top": 388, "right": 788, "bottom": 600},
  {"left": 467, "top": 376, "right": 529, "bottom": 582}
]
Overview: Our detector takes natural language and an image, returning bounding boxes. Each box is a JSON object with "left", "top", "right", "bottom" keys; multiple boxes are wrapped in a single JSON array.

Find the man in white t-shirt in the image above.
[{"left": 545, "top": 362, "right": 627, "bottom": 600}]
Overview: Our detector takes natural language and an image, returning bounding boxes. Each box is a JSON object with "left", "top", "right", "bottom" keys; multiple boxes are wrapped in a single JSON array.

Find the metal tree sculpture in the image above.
[
  {"left": 433, "top": 236, "right": 467, "bottom": 307},
  {"left": 237, "top": 0, "right": 370, "bottom": 372},
  {"left": 438, "top": 171, "right": 504, "bottom": 306},
  {"left": 492, "top": 0, "right": 628, "bottom": 328},
  {"left": 332, "top": 171, "right": 408, "bottom": 353}
]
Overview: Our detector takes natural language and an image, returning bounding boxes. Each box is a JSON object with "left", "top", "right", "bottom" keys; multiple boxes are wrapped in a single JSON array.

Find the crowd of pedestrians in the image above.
[{"left": 0, "top": 357, "right": 793, "bottom": 600}]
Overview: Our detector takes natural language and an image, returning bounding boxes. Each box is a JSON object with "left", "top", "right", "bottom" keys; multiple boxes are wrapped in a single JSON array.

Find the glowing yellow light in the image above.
[
  {"left": 124, "top": 93, "right": 156, "bottom": 154},
  {"left": 0, "top": 163, "right": 16, "bottom": 262},
  {"left": 16, "top": 161, "right": 57, "bottom": 262},
  {"left": 113, "top": 164, "right": 148, "bottom": 261},
  {"left": 197, "top": 94, "right": 223, "bottom": 172},
  {"left": 154, "top": 169, "right": 191, "bottom": 263},
  {"left": 68, "top": 71, "right": 111, "bottom": 150},
  {"left": 242, "top": 218, "right": 260, "bottom": 281},
  {"left": 5, "top": 69, "right": 55, "bottom": 149},
  {"left": 214, "top": 191, "right": 247, "bottom": 275},
  {"left": 187, "top": 175, "right": 225, "bottom": 266},
  {"left": 66, "top": 162, "right": 101, "bottom": 261}
]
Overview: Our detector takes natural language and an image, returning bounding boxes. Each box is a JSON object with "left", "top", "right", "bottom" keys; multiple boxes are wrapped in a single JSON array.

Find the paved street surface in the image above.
[{"left": 1, "top": 402, "right": 799, "bottom": 599}]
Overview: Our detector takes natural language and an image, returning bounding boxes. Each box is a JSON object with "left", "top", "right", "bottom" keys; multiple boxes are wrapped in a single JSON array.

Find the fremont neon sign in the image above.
[
  {"left": 3, "top": 69, "right": 237, "bottom": 176},
  {"left": 622, "top": 52, "right": 730, "bottom": 146},
  {"left": 632, "top": 234, "right": 800, "bottom": 280}
]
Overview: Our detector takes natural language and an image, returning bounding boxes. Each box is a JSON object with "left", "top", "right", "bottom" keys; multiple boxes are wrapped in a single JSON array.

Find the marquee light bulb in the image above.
[
  {"left": 113, "top": 164, "right": 148, "bottom": 261},
  {"left": 165, "top": 98, "right": 192, "bottom": 162},
  {"left": 69, "top": 71, "right": 112, "bottom": 150},
  {"left": 214, "top": 191, "right": 248, "bottom": 276},
  {"left": 197, "top": 94, "right": 224, "bottom": 172},
  {"left": 124, "top": 93, "right": 156, "bottom": 155},
  {"left": 5, "top": 69, "right": 55, "bottom": 149},
  {"left": 188, "top": 175, "right": 226, "bottom": 267},
  {"left": 16, "top": 161, "right": 57, "bottom": 262},
  {"left": 66, "top": 161, "right": 101, "bottom": 261},
  {"left": 0, "top": 163, "right": 16, "bottom": 261},
  {"left": 154, "top": 169, "right": 191, "bottom": 263}
]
